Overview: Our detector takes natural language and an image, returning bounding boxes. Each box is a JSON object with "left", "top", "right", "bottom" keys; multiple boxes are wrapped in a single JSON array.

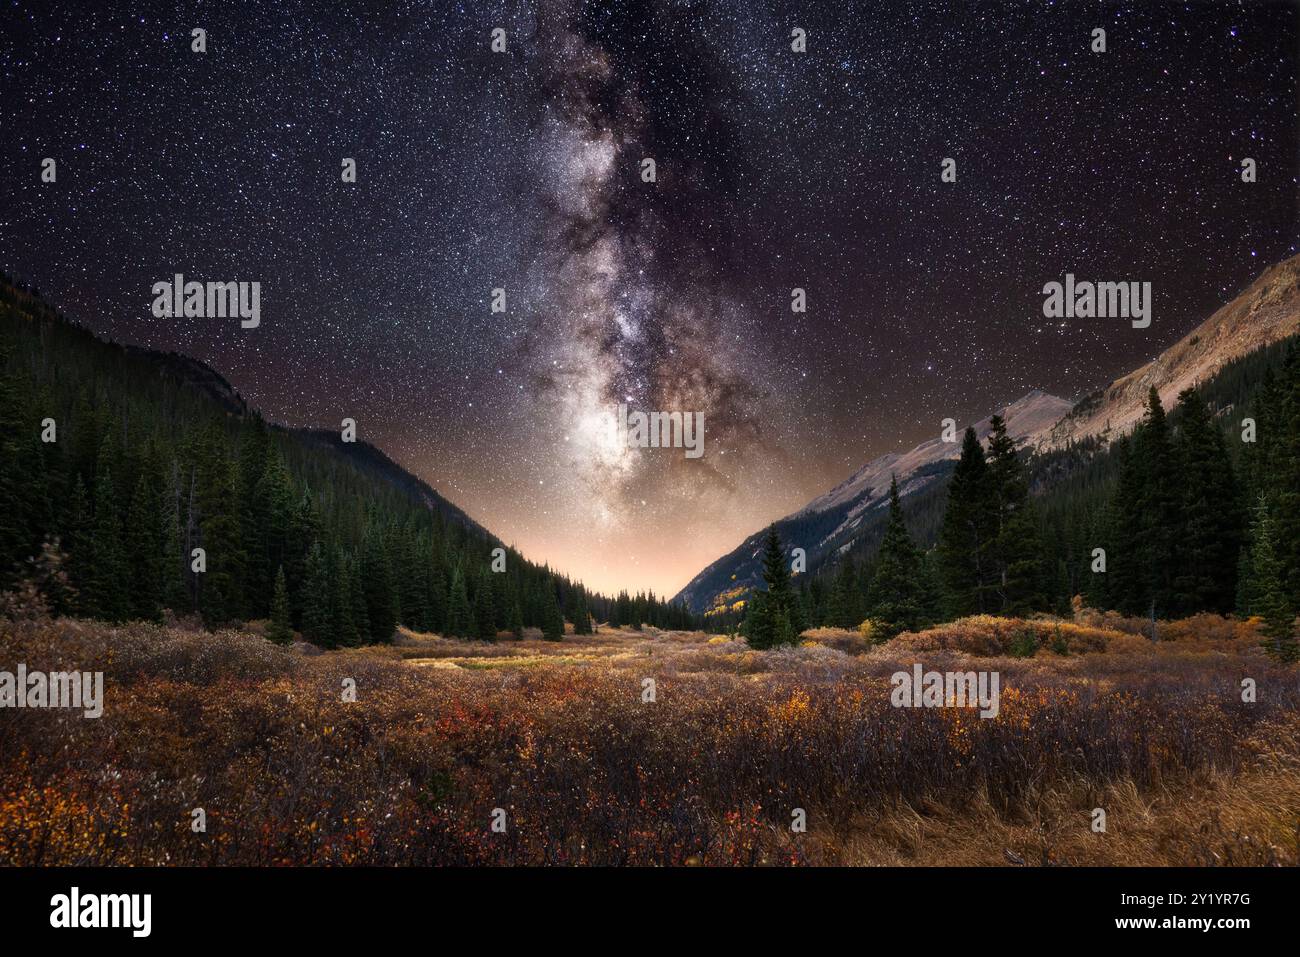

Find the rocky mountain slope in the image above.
[
  {"left": 674, "top": 254, "right": 1300, "bottom": 614},
  {"left": 673, "top": 390, "right": 1072, "bottom": 614},
  {"left": 1037, "top": 255, "right": 1300, "bottom": 449}
]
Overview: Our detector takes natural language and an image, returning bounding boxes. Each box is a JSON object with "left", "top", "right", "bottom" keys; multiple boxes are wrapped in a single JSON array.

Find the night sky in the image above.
[{"left": 2, "top": 0, "right": 1297, "bottom": 597}]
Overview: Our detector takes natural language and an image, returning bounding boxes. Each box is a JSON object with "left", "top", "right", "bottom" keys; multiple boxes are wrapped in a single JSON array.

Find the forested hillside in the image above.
[
  {"left": 749, "top": 334, "right": 1300, "bottom": 659},
  {"left": 0, "top": 277, "right": 696, "bottom": 641}
]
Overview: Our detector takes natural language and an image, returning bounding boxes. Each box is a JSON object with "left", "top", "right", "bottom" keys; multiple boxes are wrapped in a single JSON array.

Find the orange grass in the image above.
[{"left": 1, "top": 615, "right": 1295, "bottom": 865}]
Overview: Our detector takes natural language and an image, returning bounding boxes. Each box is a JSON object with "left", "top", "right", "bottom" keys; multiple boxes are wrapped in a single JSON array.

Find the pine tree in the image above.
[
  {"left": 361, "top": 525, "right": 397, "bottom": 642},
  {"left": 0, "top": 350, "right": 34, "bottom": 587},
  {"left": 867, "top": 476, "right": 930, "bottom": 639},
  {"left": 266, "top": 565, "right": 294, "bottom": 644},
  {"left": 473, "top": 569, "right": 497, "bottom": 640},
  {"left": 445, "top": 567, "right": 472, "bottom": 637},
  {"left": 65, "top": 474, "right": 92, "bottom": 609},
  {"left": 162, "top": 465, "right": 189, "bottom": 614},
  {"left": 1240, "top": 496, "right": 1296, "bottom": 661},
  {"left": 84, "top": 470, "right": 128, "bottom": 621},
  {"left": 491, "top": 567, "right": 510, "bottom": 630},
  {"left": 124, "top": 473, "right": 164, "bottom": 622},
  {"left": 1134, "top": 389, "right": 1182, "bottom": 617},
  {"left": 744, "top": 525, "right": 803, "bottom": 648},
  {"left": 985, "top": 414, "right": 1044, "bottom": 614},
  {"left": 195, "top": 429, "right": 244, "bottom": 626},
  {"left": 238, "top": 417, "right": 275, "bottom": 615},
  {"left": 542, "top": 582, "right": 564, "bottom": 641},
  {"left": 827, "top": 558, "right": 864, "bottom": 628},
  {"left": 333, "top": 546, "right": 361, "bottom": 646},
  {"left": 250, "top": 451, "right": 294, "bottom": 618},
  {"left": 1107, "top": 437, "right": 1145, "bottom": 614},
  {"left": 285, "top": 490, "right": 319, "bottom": 627},
  {"left": 424, "top": 560, "right": 447, "bottom": 634},
  {"left": 300, "top": 541, "right": 333, "bottom": 645},
  {"left": 1239, "top": 364, "right": 1277, "bottom": 504},
  {"left": 1172, "top": 387, "right": 1243, "bottom": 614},
  {"left": 349, "top": 555, "right": 370, "bottom": 644},
  {"left": 937, "top": 426, "right": 994, "bottom": 617},
  {"left": 572, "top": 592, "right": 593, "bottom": 634}
]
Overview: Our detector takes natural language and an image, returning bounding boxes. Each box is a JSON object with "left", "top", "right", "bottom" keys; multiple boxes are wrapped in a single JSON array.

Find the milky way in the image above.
[
  {"left": 520, "top": 1, "right": 781, "bottom": 528},
  {"left": 1, "top": 0, "right": 1296, "bottom": 596}
]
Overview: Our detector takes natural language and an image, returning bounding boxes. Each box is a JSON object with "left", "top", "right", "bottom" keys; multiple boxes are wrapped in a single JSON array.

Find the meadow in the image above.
[{"left": 1, "top": 612, "right": 1297, "bottom": 866}]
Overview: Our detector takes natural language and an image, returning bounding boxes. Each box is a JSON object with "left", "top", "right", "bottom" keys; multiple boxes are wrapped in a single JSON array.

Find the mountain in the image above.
[
  {"left": 1037, "top": 255, "right": 1300, "bottom": 449},
  {"left": 805, "top": 390, "right": 1072, "bottom": 515},
  {"left": 0, "top": 274, "right": 704, "bottom": 635},
  {"left": 289, "top": 428, "right": 490, "bottom": 538},
  {"left": 122, "top": 346, "right": 249, "bottom": 416},
  {"left": 675, "top": 253, "right": 1300, "bottom": 615},
  {"left": 0, "top": 275, "right": 490, "bottom": 541},
  {"left": 675, "top": 390, "right": 1072, "bottom": 614}
]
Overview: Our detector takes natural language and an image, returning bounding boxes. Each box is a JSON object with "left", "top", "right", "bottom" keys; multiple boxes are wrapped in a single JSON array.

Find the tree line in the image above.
[
  {"left": 0, "top": 280, "right": 698, "bottom": 641},
  {"left": 741, "top": 340, "right": 1300, "bottom": 661}
]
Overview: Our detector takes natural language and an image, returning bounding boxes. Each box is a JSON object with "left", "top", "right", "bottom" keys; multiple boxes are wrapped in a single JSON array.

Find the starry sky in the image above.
[{"left": 2, "top": 0, "right": 1297, "bottom": 598}]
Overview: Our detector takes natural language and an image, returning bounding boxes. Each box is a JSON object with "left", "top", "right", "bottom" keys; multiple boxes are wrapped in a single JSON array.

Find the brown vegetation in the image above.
[{"left": 1, "top": 614, "right": 1296, "bottom": 865}]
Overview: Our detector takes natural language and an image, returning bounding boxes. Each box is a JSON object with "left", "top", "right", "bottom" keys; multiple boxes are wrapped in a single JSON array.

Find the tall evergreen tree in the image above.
[
  {"left": 266, "top": 565, "right": 293, "bottom": 644},
  {"left": 84, "top": 470, "right": 128, "bottom": 621},
  {"left": 0, "top": 350, "right": 34, "bottom": 587},
  {"left": 508, "top": 595, "right": 524, "bottom": 639},
  {"left": 827, "top": 558, "right": 864, "bottom": 628},
  {"left": 348, "top": 555, "right": 370, "bottom": 644},
  {"left": 1172, "top": 387, "right": 1243, "bottom": 614},
  {"left": 572, "top": 592, "right": 593, "bottom": 634},
  {"left": 445, "top": 567, "right": 472, "bottom": 638},
  {"left": 1107, "top": 437, "right": 1145, "bottom": 614},
  {"left": 985, "top": 414, "right": 1044, "bottom": 614},
  {"left": 937, "top": 426, "right": 994, "bottom": 616},
  {"left": 332, "top": 545, "right": 360, "bottom": 646},
  {"left": 744, "top": 525, "right": 805, "bottom": 648},
  {"left": 867, "top": 476, "right": 932, "bottom": 639},
  {"left": 361, "top": 525, "right": 397, "bottom": 642},
  {"left": 541, "top": 581, "right": 564, "bottom": 641},
  {"left": 65, "top": 474, "right": 92, "bottom": 609},
  {"left": 473, "top": 568, "right": 497, "bottom": 640},
  {"left": 425, "top": 561, "right": 448, "bottom": 634},
  {"left": 194, "top": 429, "right": 244, "bottom": 626},
  {"left": 124, "top": 473, "right": 164, "bottom": 622},
  {"left": 162, "top": 464, "right": 189, "bottom": 614},
  {"left": 300, "top": 541, "right": 333, "bottom": 645},
  {"left": 1133, "top": 389, "right": 1183, "bottom": 617},
  {"left": 1240, "top": 496, "right": 1296, "bottom": 661}
]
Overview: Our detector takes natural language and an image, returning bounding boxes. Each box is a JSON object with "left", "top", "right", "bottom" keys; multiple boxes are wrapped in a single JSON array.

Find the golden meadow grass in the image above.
[{"left": 1, "top": 614, "right": 1296, "bottom": 865}]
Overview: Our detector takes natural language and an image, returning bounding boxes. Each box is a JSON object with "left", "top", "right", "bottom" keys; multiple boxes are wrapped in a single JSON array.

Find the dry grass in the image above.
[{"left": 0, "top": 613, "right": 1295, "bottom": 865}]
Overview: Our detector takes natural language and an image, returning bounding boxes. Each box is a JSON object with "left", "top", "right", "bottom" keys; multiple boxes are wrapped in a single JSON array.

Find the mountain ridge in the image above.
[
  {"left": 1035, "top": 254, "right": 1300, "bottom": 449},
  {"left": 672, "top": 388, "right": 1072, "bottom": 614},
  {"left": 673, "top": 253, "right": 1300, "bottom": 614},
  {"left": 0, "top": 275, "right": 494, "bottom": 544}
]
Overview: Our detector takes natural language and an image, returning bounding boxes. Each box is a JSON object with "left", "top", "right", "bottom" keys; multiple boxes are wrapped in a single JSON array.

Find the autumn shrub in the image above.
[
  {"left": 890, "top": 616, "right": 1118, "bottom": 657},
  {"left": 801, "top": 627, "right": 874, "bottom": 655},
  {"left": 1, "top": 617, "right": 1297, "bottom": 866}
]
